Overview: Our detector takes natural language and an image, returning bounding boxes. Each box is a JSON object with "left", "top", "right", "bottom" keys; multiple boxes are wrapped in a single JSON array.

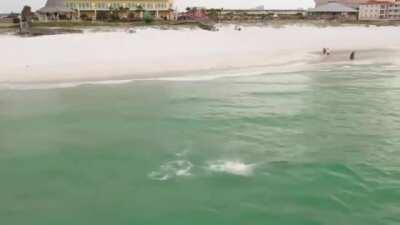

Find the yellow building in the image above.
[
  {"left": 68, "top": 0, "right": 175, "bottom": 20},
  {"left": 38, "top": 0, "right": 175, "bottom": 21}
]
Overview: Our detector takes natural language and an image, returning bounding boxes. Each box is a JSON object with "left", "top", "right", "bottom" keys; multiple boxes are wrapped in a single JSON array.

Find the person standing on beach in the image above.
[
  {"left": 326, "top": 48, "right": 331, "bottom": 56},
  {"left": 350, "top": 51, "right": 355, "bottom": 60}
]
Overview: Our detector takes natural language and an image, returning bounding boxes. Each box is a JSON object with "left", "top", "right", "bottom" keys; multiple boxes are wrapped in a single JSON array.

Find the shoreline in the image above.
[
  {"left": 1, "top": 48, "right": 395, "bottom": 85},
  {"left": 1, "top": 25, "right": 399, "bottom": 88},
  {"left": 2, "top": 19, "right": 400, "bottom": 35}
]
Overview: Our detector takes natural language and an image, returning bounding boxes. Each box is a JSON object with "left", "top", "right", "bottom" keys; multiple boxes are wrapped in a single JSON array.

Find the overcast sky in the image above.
[{"left": 1, "top": 0, "right": 314, "bottom": 13}]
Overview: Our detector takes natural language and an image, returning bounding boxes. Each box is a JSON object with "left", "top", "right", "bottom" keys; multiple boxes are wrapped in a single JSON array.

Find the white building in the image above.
[
  {"left": 359, "top": 1, "right": 382, "bottom": 20},
  {"left": 384, "top": 0, "right": 400, "bottom": 19},
  {"left": 359, "top": 0, "right": 400, "bottom": 20}
]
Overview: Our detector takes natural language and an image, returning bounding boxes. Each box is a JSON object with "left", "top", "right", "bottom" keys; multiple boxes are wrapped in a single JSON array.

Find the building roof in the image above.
[
  {"left": 313, "top": 0, "right": 392, "bottom": 7},
  {"left": 361, "top": 0, "right": 393, "bottom": 4},
  {"left": 37, "top": 0, "right": 74, "bottom": 13},
  {"left": 309, "top": 2, "right": 358, "bottom": 12}
]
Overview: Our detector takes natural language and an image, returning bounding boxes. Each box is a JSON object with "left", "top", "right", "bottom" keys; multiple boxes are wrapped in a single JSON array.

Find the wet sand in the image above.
[{"left": 310, "top": 49, "right": 399, "bottom": 64}]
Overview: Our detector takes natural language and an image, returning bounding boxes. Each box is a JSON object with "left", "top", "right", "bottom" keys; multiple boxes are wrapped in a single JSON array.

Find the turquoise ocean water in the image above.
[{"left": 1, "top": 63, "right": 400, "bottom": 224}]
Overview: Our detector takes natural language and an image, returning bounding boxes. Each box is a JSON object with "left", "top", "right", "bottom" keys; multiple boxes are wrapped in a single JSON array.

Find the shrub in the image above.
[{"left": 143, "top": 11, "right": 153, "bottom": 24}]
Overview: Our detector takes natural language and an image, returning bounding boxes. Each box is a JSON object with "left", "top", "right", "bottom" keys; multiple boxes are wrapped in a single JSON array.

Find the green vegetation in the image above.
[
  {"left": 3, "top": 18, "right": 400, "bottom": 35},
  {"left": 26, "top": 20, "right": 201, "bottom": 29},
  {"left": 143, "top": 11, "right": 154, "bottom": 24},
  {"left": 0, "top": 22, "right": 17, "bottom": 28}
]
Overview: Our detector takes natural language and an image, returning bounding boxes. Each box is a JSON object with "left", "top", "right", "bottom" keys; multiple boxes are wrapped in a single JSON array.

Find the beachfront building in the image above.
[
  {"left": 37, "top": 0, "right": 175, "bottom": 21},
  {"left": 178, "top": 7, "right": 208, "bottom": 21},
  {"left": 0, "top": 14, "right": 9, "bottom": 19},
  {"left": 37, "top": 0, "right": 75, "bottom": 21},
  {"left": 314, "top": 0, "right": 394, "bottom": 8},
  {"left": 65, "top": 0, "right": 175, "bottom": 20},
  {"left": 359, "top": 0, "right": 400, "bottom": 20},
  {"left": 308, "top": 2, "right": 359, "bottom": 20},
  {"left": 0, "top": 13, "right": 20, "bottom": 23},
  {"left": 359, "top": 1, "right": 384, "bottom": 20}
]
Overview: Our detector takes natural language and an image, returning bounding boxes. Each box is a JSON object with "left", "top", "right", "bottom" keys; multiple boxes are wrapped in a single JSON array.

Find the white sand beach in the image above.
[{"left": 1, "top": 25, "right": 400, "bottom": 86}]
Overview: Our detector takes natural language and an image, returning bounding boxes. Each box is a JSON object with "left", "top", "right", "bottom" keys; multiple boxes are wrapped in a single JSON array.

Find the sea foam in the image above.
[
  {"left": 207, "top": 160, "right": 255, "bottom": 176},
  {"left": 148, "top": 160, "right": 193, "bottom": 181}
]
